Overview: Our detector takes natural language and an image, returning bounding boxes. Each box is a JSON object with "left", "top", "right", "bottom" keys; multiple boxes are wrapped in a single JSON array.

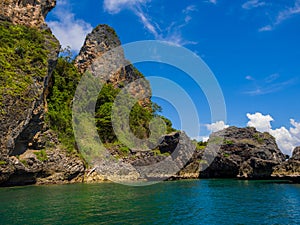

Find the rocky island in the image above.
[{"left": 0, "top": 0, "right": 299, "bottom": 186}]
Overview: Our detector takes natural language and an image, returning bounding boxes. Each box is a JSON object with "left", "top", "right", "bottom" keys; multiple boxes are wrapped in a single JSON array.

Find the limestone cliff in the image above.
[
  {"left": 74, "top": 24, "right": 151, "bottom": 108},
  {"left": 0, "top": 0, "right": 85, "bottom": 186},
  {"left": 0, "top": 0, "right": 56, "bottom": 28}
]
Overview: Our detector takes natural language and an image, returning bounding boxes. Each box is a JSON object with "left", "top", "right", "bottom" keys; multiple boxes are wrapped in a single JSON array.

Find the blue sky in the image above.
[{"left": 46, "top": 0, "right": 300, "bottom": 155}]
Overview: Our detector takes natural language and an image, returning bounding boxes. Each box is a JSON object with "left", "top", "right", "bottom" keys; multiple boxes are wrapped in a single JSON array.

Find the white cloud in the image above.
[
  {"left": 207, "top": 0, "right": 217, "bottom": 5},
  {"left": 242, "top": 0, "right": 266, "bottom": 10},
  {"left": 245, "top": 75, "right": 254, "bottom": 80},
  {"left": 183, "top": 5, "right": 198, "bottom": 13},
  {"left": 103, "top": 0, "right": 148, "bottom": 14},
  {"left": 246, "top": 79, "right": 295, "bottom": 96},
  {"left": 290, "top": 119, "right": 300, "bottom": 137},
  {"left": 134, "top": 10, "right": 159, "bottom": 37},
  {"left": 183, "top": 5, "right": 197, "bottom": 24},
  {"left": 185, "top": 15, "right": 192, "bottom": 23},
  {"left": 259, "top": 0, "right": 300, "bottom": 31},
  {"left": 244, "top": 74, "right": 296, "bottom": 96},
  {"left": 264, "top": 73, "right": 279, "bottom": 83},
  {"left": 103, "top": 0, "right": 196, "bottom": 46},
  {"left": 269, "top": 121, "right": 300, "bottom": 156},
  {"left": 269, "top": 127, "right": 294, "bottom": 155},
  {"left": 206, "top": 121, "right": 229, "bottom": 133},
  {"left": 47, "top": 1, "right": 93, "bottom": 52},
  {"left": 246, "top": 113, "right": 300, "bottom": 155},
  {"left": 103, "top": 0, "right": 156, "bottom": 37},
  {"left": 276, "top": 1, "right": 300, "bottom": 23},
  {"left": 258, "top": 25, "right": 272, "bottom": 32},
  {"left": 247, "top": 112, "right": 273, "bottom": 132}
]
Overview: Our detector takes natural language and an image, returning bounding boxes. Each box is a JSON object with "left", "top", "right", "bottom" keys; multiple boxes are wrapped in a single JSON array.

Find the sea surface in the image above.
[{"left": 0, "top": 179, "right": 299, "bottom": 225}]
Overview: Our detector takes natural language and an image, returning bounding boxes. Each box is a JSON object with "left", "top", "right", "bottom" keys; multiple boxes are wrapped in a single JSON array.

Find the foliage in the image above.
[
  {"left": 152, "top": 149, "right": 170, "bottom": 157},
  {"left": 46, "top": 56, "right": 82, "bottom": 153},
  {"left": 58, "top": 46, "right": 73, "bottom": 62},
  {"left": 254, "top": 133, "right": 264, "bottom": 144},
  {"left": 193, "top": 140, "right": 207, "bottom": 151},
  {"left": 119, "top": 145, "right": 130, "bottom": 154},
  {"left": 129, "top": 102, "right": 153, "bottom": 139},
  {"left": 158, "top": 116, "right": 176, "bottom": 134},
  {"left": 0, "top": 21, "right": 49, "bottom": 108},
  {"left": 47, "top": 55, "right": 175, "bottom": 154},
  {"left": 103, "top": 142, "right": 131, "bottom": 157},
  {"left": 223, "top": 153, "right": 230, "bottom": 158},
  {"left": 34, "top": 150, "right": 48, "bottom": 162},
  {"left": 20, "top": 159, "right": 28, "bottom": 167},
  {"left": 224, "top": 139, "right": 234, "bottom": 145},
  {"left": 106, "top": 26, "right": 118, "bottom": 38},
  {"left": 197, "top": 159, "right": 208, "bottom": 165},
  {"left": 0, "top": 161, "right": 7, "bottom": 166},
  {"left": 95, "top": 83, "right": 175, "bottom": 143},
  {"left": 95, "top": 102, "right": 116, "bottom": 143}
]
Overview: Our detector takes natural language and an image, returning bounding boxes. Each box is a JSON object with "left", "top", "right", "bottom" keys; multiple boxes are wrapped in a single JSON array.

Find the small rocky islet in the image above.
[{"left": 0, "top": 0, "right": 299, "bottom": 186}]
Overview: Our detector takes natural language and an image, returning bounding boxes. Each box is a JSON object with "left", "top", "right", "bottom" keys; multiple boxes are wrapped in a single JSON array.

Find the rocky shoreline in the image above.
[{"left": 0, "top": 0, "right": 299, "bottom": 187}]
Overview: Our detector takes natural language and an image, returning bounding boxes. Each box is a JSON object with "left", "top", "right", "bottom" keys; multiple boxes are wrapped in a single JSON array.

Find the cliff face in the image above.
[
  {"left": 74, "top": 25, "right": 121, "bottom": 75},
  {"left": 0, "top": 0, "right": 85, "bottom": 186},
  {"left": 176, "top": 127, "right": 286, "bottom": 180},
  {"left": 0, "top": 22, "right": 58, "bottom": 157},
  {"left": 74, "top": 25, "right": 151, "bottom": 107},
  {"left": 201, "top": 127, "right": 286, "bottom": 179},
  {"left": 0, "top": 0, "right": 55, "bottom": 28},
  {"left": 272, "top": 147, "right": 300, "bottom": 182}
]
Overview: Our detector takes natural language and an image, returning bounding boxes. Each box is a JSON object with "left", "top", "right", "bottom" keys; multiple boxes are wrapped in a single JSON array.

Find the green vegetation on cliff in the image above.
[
  {"left": 47, "top": 55, "right": 81, "bottom": 153},
  {"left": 47, "top": 56, "right": 175, "bottom": 153},
  {"left": 0, "top": 21, "right": 49, "bottom": 111},
  {"left": 95, "top": 83, "right": 174, "bottom": 143},
  {"left": 0, "top": 20, "right": 176, "bottom": 157}
]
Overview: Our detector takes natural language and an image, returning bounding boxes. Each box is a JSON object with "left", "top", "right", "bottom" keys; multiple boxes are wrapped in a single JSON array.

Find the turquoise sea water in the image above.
[{"left": 0, "top": 180, "right": 299, "bottom": 225}]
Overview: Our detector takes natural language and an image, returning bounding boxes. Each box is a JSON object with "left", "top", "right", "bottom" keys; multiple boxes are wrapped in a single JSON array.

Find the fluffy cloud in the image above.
[
  {"left": 269, "top": 127, "right": 294, "bottom": 156},
  {"left": 247, "top": 113, "right": 300, "bottom": 155},
  {"left": 206, "top": 121, "right": 229, "bottom": 133},
  {"left": 47, "top": 1, "right": 93, "bottom": 52},
  {"left": 246, "top": 112, "right": 273, "bottom": 132}
]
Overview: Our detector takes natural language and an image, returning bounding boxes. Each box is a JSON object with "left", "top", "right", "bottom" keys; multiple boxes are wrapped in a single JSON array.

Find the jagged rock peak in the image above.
[
  {"left": 199, "top": 126, "right": 286, "bottom": 179},
  {"left": 74, "top": 24, "right": 152, "bottom": 108},
  {"left": 74, "top": 24, "right": 122, "bottom": 74},
  {"left": 0, "top": 0, "right": 56, "bottom": 28}
]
